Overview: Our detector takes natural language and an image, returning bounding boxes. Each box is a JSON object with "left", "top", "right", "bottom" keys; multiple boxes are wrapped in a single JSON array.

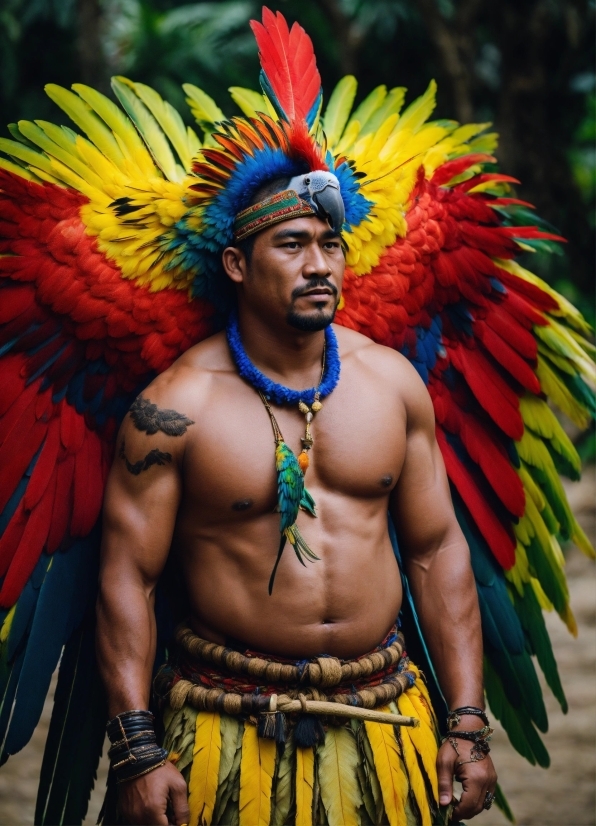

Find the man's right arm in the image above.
[{"left": 97, "top": 387, "right": 193, "bottom": 826}]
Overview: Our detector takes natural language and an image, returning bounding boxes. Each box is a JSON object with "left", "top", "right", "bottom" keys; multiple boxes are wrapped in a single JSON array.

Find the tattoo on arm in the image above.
[
  {"left": 130, "top": 395, "right": 195, "bottom": 436},
  {"left": 119, "top": 439, "right": 172, "bottom": 476}
]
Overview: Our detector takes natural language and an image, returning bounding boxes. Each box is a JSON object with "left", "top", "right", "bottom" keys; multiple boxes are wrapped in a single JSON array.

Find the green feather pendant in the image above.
[{"left": 268, "top": 439, "right": 319, "bottom": 594}]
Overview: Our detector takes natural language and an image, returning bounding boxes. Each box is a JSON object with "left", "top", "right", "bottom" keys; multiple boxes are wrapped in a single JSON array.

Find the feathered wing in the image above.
[
  {"left": 0, "top": 5, "right": 593, "bottom": 821},
  {"left": 326, "top": 77, "right": 595, "bottom": 769},
  {"left": 0, "top": 79, "right": 215, "bottom": 821}
]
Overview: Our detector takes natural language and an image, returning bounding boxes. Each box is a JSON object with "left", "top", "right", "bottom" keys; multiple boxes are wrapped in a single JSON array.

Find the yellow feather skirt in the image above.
[{"left": 162, "top": 664, "right": 442, "bottom": 826}]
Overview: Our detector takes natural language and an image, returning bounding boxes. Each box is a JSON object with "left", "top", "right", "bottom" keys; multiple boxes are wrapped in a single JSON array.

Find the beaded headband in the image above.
[{"left": 233, "top": 189, "right": 315, "bottom": 243}]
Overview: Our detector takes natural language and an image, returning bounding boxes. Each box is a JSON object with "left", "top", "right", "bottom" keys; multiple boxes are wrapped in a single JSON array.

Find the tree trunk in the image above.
[{"left": 76, "top": 0, "right": 109, "bottom": 93}]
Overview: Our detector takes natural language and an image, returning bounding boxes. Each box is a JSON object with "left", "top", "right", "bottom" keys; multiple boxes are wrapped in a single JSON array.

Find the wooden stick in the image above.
[{"left": 276, "top": 696, "right": 419, "bottom": 727}]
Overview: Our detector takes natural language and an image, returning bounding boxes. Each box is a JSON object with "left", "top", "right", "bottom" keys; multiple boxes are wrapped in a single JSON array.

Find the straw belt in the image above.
[{"left": 165, "top": 626, "right": 419, "bottom": 728}]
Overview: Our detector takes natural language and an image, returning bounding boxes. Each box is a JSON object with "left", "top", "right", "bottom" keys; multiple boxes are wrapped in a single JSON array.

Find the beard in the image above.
[{"left": 286, "top": 279, "right": 338, "bottom": 331}]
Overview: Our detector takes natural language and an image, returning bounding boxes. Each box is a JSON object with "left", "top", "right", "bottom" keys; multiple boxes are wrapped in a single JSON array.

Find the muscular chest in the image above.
[{"left": 182, "top": 370, "right": 406, "bottom": 521}]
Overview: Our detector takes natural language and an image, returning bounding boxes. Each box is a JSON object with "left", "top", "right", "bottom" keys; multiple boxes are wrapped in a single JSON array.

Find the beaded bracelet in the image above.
[
  {"left": 106, "top": 710, "right": 168, "bottom": 784},
  {"left": 442, "top": 724, "right": 494, "bottom": 764},
  {"left": 447, "top": 706, "right": 490, "bottom": 730}
]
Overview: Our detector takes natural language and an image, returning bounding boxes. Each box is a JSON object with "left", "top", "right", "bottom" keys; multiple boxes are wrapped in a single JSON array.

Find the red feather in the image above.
[
  {"left": 0, "top": 473, "right": 56, "bottom": 608},
  {"left": 250, "top": 8, "right": 321, "bottom": 122},
  {"left": 436, "top": 389, "right": 526, "bottom": 517},
  {"left": 448, "top": 343, "right": 524, "bottom": 440},
  {"left": 437, "top": 427, "right": 516, "bottom": 568},
  {"left": 431, "top": 155, "right": 497, "bottom": 187},
  {"left": 0, "top": 501, "right": 27, "bottom": 579},
  {"left": 46, "top": 454, "right": 75, "bottom": 554},
  {"left": 23, "top": 419, "right": 61, "bottom": 510},
  {"left": 474, "top": 322, "right": 541, "bottom": 394}
]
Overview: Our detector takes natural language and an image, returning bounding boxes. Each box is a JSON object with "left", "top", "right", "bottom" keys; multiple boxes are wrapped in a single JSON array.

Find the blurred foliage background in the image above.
[{"left": 1, "top": 0, "right": 594, "bottom": 321}]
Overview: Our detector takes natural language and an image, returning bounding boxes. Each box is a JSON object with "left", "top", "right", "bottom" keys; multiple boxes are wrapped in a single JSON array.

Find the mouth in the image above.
[{"left": 299, "top": 288, "right": 334, "bottom": 298}]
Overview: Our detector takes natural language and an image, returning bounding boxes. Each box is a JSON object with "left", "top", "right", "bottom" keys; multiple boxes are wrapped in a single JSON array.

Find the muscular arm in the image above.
[
  {"left": 97, "top": 388, "right": 193, "bottom": 825},
  {"left": 389, "top": 363, "right": 496, "bottom": 819}
]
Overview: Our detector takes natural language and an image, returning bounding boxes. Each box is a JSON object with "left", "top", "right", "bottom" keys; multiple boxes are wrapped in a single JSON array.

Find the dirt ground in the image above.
[{"left": 0, "top": 468, "right": 594, "bottom": 826}]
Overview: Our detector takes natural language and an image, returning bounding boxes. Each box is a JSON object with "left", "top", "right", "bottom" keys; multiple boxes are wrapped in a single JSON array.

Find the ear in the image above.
[{"left": 222, "top": 246, "right": 248, "bottom": 284}]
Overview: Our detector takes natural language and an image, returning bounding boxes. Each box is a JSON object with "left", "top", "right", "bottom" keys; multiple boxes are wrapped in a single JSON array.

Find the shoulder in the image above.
[
  {"left": 125, "top": 331, "right": 233, "bottom": 427},
  {"left": 334, "top": 324, "right": 434, "bottom": 428}
]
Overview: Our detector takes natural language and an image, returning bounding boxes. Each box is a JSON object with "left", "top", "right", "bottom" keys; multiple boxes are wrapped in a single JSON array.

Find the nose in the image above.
[{"left": 302, "top": 242, "right": 331, "bottom": 279}]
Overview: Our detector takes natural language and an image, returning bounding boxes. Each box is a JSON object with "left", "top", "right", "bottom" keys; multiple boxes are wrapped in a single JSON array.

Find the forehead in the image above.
[{"left": 256, "top": 215, "right": 334, "bottom": 244}]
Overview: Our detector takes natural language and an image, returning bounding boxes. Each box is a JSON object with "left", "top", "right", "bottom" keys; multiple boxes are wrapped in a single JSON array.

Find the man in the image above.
[{"left": 97, "top": 176, "right": 497, "bottom": 825}]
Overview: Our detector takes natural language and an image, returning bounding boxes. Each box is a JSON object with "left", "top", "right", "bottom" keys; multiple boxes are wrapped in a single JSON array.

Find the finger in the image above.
[
  {"left": 169, "top": 780, "right": 190, "bottom": 826},
  {"left": 453, "top": 775, "right": 487, "bottom": 820},
  {"left": 437, "top": 747, "right": 456, "bottom": 808}
]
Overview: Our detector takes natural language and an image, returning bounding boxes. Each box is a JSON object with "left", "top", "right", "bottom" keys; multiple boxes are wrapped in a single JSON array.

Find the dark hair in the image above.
[{"left": 233, "top": 176, "right": 291, "bottom": 265}]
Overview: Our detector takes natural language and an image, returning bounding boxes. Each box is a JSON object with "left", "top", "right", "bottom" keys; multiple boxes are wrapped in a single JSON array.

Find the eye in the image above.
[{"left": 304, "top": 177, "right": 311, "bottom": 185}]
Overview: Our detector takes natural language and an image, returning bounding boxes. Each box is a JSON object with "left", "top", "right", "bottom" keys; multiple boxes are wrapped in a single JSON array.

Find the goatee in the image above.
[{"left": 286, "top": 307, "right": 336, "bottom": 332}]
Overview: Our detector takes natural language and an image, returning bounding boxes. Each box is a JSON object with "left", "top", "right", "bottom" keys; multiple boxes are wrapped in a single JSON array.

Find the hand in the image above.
[
  {"left": 437, "top": 721, "right": 497, "bottom": 821},
  {"left": 117, "top": 761, "right": 190, "bottom": 825}
]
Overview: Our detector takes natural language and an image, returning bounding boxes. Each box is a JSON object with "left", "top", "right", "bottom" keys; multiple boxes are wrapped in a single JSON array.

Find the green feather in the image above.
[
  {"left": 323, "top": 75, "right": 358, "bottom": 145},
  {"left": 17, "top": 120, "right": 103, "bottom": 188},
  {"left": 346, "top": 85, "right": 387, "bottom": 135},
  {"left": 111, "top": 77, "right": 182, "bottom": 181},
  {"left": 512, "top": 585, "right": 568, "bottom": 712},
  {"left": 213, "top": 715, "right": 243, "bottom": 826},
  {"left": 524, "top": 532, "right": 567, "bottom": 616},
  {"left": 45, "top": 83, "right": 126, "bottom": 167},
  {"left": 183, "top": 83, "right": 225, "bottom": 138},
  {"left": 72, "top": 83, "right": 150, "bottom": 161},
  {"left": 272, "top": 733, "right": 295, "bottom": 825},
  {"left": 484, "top": 658, "right": 550, "bottom": 768},
  {"left": 229, "top": 87, "right": 270, "bottom": 119},
  {"left": 359, "top": 87, "right": 406, "bottom": 136},
  {"left": 35, "top": 615, "right": 107, "bottom": 826},
  {"left": 7, "top": 123, "right": 37, "bottom": 148},
  {"left": 494, "top": 783, "right": 515, "bottom": 823},
  {"left": 300, "top": 487, "right": 317, "bottom": 517},
  {"left": 125, "top": 81, "right": 198, "bottom": 171}
]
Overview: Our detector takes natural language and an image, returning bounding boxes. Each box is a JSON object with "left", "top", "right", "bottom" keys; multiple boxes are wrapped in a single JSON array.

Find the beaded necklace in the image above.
[{"left": 226, "top": 313, "right": 341, "bottom": 592}]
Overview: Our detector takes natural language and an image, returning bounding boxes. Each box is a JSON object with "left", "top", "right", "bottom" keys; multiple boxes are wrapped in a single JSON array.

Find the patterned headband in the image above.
[{"left": 233, "top": 189, "right": 315, "bottom": 243}]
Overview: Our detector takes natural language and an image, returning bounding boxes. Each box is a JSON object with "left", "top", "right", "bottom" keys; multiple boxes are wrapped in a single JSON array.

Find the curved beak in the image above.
[{"left": 312, "top": 183, "right": 345, "bottom": 234}]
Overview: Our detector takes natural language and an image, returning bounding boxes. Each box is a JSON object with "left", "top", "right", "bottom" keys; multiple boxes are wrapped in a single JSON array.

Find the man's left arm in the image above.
[{"left": 389, "top": 364, "right": 497, "bottom": 820}]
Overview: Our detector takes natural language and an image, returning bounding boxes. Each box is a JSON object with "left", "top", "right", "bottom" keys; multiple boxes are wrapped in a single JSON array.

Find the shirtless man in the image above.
[{"left": 97, "top": 202, "right": 497, "bottom": 824}]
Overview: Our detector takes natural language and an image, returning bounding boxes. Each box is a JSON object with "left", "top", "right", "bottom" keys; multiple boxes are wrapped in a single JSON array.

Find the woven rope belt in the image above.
[{"left": 159, "top": 626, "right": 419, "bottom": 729}]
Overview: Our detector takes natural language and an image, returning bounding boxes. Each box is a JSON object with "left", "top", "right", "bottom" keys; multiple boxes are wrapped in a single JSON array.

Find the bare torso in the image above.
[{"left": 150, "top": 325, "right": 406, "bottom": 657}]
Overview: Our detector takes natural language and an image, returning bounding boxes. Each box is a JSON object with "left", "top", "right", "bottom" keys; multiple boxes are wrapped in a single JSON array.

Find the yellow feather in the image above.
[
  {"left": 364, "top": 712, "right": 408, "bottom": 826},
  {"left": 0, "top": 605, "right": 15, "bottom": 645},
  {"left": 229, "top": 87, "right": 271, "bottom": 119},
  {"left": 295, "top": 747, "right": 315, "bottom": 826},
  {"left": 239, "top": 723, "right": 276, "bottom": 826},
  {"left": 394, "top": 714, "right": 431, "bottom": 826},
  {"left": 322, "top": 75, "right": 358, "bottom": 145},
  {"left": 45, "top": 84, "right": 126, "bottom": 167},
  {"left": 536, "top": 356, "right": 591, "bottom": 429},
  {"left": 395, "top": 694, "right": 438, "bottom": 802},
  {"left": 317, "top": 726, "right": 360, "bottom": 826},
  {"left": 129, "top": 81, "right": 196, "bottom": 172},
  {"left": 188, "top": 712, "right": 222, "bottom": 826},
  {"left": 0, "top": 156, "right": 40, "bottom": 181}
]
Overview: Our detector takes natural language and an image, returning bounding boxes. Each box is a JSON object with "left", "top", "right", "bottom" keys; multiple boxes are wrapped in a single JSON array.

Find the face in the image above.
[{"left": 222, "top": 216, "right": 345, "bottom": 332}]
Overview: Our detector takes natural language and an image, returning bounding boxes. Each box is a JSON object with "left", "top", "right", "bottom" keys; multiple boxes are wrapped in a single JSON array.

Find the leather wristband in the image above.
[
  {"left": 106, "top": 709, "right": 168, "bottom": 784},
  {"left": 447, "top": 706, "right": 490, "bottom": 730}
]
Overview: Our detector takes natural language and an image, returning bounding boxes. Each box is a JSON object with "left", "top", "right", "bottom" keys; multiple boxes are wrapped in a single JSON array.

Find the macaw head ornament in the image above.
[
  {"left": 232, "top": 171, "right": 346, "bottom": 244},
  {"left": 287, "top": 171, "right": 345, "bottom": 235},
  {"left": 173, "top": 9, "right": 370, "bottom": 310},
  {"left": 183, "top": 115, "right": 361, "bottom": 311}
]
